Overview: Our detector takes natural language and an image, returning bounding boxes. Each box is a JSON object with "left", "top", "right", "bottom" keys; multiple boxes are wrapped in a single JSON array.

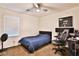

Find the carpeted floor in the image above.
[{"left": 0, "top": 44, "right": 68, "bottom": 56}]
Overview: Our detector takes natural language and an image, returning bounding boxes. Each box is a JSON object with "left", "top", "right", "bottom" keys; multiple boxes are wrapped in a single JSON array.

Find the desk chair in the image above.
[
  {"left": 0, "top": 33, "right": 8, "bottom": 52},
  {"left": 52, "top": 29, "right": 69, "bottom": 55}
]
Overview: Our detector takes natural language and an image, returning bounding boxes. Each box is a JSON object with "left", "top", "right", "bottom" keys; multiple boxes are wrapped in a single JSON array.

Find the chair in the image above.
[
  {"left": 52, "top": 29, "right": 69, "bottom": 55},
  {"left": 0, "top": 33, "right": 8, "bottom": 52}
]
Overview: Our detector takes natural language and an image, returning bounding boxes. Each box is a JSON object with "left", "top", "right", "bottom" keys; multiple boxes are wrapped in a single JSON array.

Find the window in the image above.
[{"left": 4, "top": 15, "right": 20, "bottom": 37}]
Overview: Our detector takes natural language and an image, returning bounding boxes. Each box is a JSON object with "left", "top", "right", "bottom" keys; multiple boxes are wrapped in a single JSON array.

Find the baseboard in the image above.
[{"left": 0, "top": 43, "right": 21, "bottom": 51}]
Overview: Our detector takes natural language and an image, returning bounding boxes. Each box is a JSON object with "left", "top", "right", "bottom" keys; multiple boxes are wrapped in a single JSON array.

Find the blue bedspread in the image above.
[{"left": 19, "top": 34, "right": 50, "bottom": 52}]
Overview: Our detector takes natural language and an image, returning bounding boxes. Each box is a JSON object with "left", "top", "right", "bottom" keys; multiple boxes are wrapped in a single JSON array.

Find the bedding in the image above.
[{"left": 19, "top": 34, "right": 50, "bottom": 52}]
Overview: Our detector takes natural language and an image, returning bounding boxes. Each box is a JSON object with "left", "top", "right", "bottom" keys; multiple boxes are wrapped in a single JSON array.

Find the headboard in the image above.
[{"left": 39, "top": 31, "right": 52, "bottom": 43}]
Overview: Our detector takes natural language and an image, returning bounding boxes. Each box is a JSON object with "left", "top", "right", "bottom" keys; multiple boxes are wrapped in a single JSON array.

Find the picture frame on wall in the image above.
[{"left": 59, "top": 16, "right": 73, "bottom": 27}]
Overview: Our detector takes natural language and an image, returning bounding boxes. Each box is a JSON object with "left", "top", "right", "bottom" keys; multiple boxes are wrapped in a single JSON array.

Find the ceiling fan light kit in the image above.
[{"left": 35, "top": 8, "right": 40, "bottom": 12}]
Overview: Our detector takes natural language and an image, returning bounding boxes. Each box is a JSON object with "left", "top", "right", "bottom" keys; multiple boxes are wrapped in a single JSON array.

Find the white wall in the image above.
[
  {"left": 1, "top": 6, "right": 79, "bottom": 49},
  {"left": 0, "top": 7, "right": 39, "bottom": 49},
  {"left": 39, "top": 7, "right": 79, "bottom": 40}
]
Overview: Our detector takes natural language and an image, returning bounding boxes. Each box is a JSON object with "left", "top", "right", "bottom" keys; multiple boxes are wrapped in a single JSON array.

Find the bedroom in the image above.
[{"left": 0, "top": 3, "right": 79, "bottom": 56}]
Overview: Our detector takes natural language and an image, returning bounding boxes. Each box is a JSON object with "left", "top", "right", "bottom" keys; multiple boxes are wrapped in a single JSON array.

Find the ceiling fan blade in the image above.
[
  {"left": 33, "top": 3, "right": 38, "bottom": 8},
  {"left": 33, "top": 3, "right": 41, "bottom": 8},
  {"left": 25, "top": 4, "right": 34, "bottom": 12},
  {"left": 42, "top": 4, "right": 60, "bottom": 11}
]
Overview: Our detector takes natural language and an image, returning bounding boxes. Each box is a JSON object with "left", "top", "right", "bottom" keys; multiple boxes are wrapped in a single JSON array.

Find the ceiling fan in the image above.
[{"left": 25, "top": 3, "right": 49, "bottom": 13}]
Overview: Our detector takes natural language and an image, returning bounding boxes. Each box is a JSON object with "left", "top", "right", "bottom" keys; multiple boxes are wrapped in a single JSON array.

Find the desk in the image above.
[{"left": 68, "top": 38, "right": 79, "bottom": 56}]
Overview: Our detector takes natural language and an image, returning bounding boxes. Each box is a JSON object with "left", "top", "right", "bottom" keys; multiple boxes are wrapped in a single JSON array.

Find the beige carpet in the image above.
[{"left": 0, "top": 44, "right": 62, "bottom": 56}]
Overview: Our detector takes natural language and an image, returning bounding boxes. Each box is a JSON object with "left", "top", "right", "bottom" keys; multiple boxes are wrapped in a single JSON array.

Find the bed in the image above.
[{"left": 19, "top": 31, "right": 52, "bottom": 52}]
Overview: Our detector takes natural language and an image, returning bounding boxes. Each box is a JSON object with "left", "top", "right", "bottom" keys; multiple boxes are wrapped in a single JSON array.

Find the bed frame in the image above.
[{"left": 21, "top": 31, "right": 52, "bottom": 53}]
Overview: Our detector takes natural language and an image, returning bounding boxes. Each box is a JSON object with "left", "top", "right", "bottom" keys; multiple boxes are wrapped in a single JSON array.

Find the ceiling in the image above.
[{"left": 0, "top": 3, "right": 79, "bottom": 17}]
